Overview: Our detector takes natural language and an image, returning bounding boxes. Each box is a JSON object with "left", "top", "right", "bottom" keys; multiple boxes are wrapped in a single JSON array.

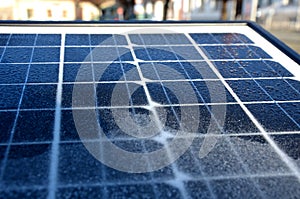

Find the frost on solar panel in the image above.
[{"left": 0, "top": 23, "right": 299, "bottom": 198}]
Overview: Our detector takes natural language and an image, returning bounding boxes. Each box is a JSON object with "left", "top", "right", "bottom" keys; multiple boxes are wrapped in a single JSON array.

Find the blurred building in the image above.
[{"left": 0, "top": 0, "right": 100, "bottom": 20}]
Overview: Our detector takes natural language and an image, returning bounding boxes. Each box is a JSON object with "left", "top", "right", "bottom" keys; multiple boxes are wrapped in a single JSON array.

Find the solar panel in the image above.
[{"left": 0, "top": 22, "right": 299, "bottom": 198}]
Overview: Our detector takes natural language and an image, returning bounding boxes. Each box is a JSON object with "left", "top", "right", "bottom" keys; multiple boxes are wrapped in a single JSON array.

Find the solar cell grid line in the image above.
[
  {"left": 184, "top": 33, "right": 300, "bottom": 181},
  {"left": 182, "top": 33, "right": 267, "bottom": 198},
  {"left": 0, "top": 34, "right": 37, "bottom": 181},
  {"left": 125, "top": 33, "right": 192, "bottom": 199},
  {"left": 47, "top": 33, "right": 64, "bottom": 199}
]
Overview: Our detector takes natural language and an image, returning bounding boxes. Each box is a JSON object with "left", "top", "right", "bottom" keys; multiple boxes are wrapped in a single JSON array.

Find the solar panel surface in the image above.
[{"left": 0, "top": 23, "right": 299, "bottom": 198}]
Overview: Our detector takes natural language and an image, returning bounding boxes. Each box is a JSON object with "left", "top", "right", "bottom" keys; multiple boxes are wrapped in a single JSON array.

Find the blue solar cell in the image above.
[
  {"left": 0, "top": 188, "right": 48, "bottom": 198},
  {"left": 153, "top": 184, "right": 182, "bottom": 199},
  {"left": 0, "top": 64, "right": 29, "bottom": 83},
  {"left": 239, "top": 61, "right": 279, "bottom": 77},
  {"left": 280, "top": 102, "right": 300, "bottom": 124},
  {"left": 286, "top": 79, "right": 300, "bottom": 93},
  {"left": 0, "top": 85, "right": 23, "bottom": 109},
  {"left": 13, "top": 111, "right": 54, "bottom": 142},
  {"left": 247, "top": 103, "right": 300, "bottom": 132},
  {"left": 189, "top": 33, "right": 219, "bottom": 44},
  {"left": 36, "top": 34, "right": 61, "bottom": 46},
  {"left": 56, "top": 187, "right": 103, "bottom": 199},
  {"left": 1, "top": 47, "right": 33, "bottom": 63},
  {"left": 97, "top": 83, "right": 147, "bottom": 107},
  {"left": 63, "top": 63, "right": 93, "bottom": 82},
  {"left": 202, "top": 46, "right": 233, "bottom": 59},
  {"left": 223, "top": 45, "right": 260, "bottom": 59},
  {"left": 8, "top": 34, "right": 36, "bottom": 46},
  {"left": 164, "top": 33, "right": 191, "bottom": 44},
  {"left": 27, "top": 64, "right": 58, "bottom": 83},
  {"left": 32, "top": 47, "right": 60, "bottom": 62},
  {"left": 272, "top": 134, "right": 300, "bottom": 160},
  {"left": 193, "top": 81, "right": 236, "bottom": 103},
  {"left": 62, "top": 84, "right": 95, "bottom": 108},
  {"left": 171, "top": 46, "right": 203, "bottom": 60},
  {"left": 21, "top": 85, "right": 57, "bottom": 109},
  {"left": 147, "top": 83, "right": 181, "bottom": 104},
  {"left": 106, "top": 184, "right": 155, "bottom": 198},
  {"left": 130, "top": 34, "right": 167, "bottom": 45},
  {"left": 58, "top": 143, "right": 103, "bottom": 184},
  {"left": 227, "top": 80, "right": 272, "bottom": 102},
  {"left": 64, "top": 47, "right": 91, "bottom": 62},
  {"left": 223, "top": 104, "right": 259, "bottom": 134},
  {"left": 264, "top": 61, "right": 293, "bottom": 77},
  {"left": 211, "top": 179, "right": 262, "bottom": 198},
  {"left": 65, "top": 34, "right": 89, "bottom": 46},
  {"left": 0, "top": 34, "right": 10, "bottom": 46},
  {"left": 248, "top": 45, "right": 272, "bottom": 58},
  {"left": 211, "top": 33, "right": 242, "bottom": 44},
  {"left": 257, "top": 79, "right": 300, "bottom": 101},
  {"left": 213, "top": 61, "right": 251, "bottom": 78},
  {"left": 60, "top": 110, "right": 81, "bottom": 141},
  {"left": 0, "top": 111, "right": 16, "bottom": 143},
  {"left": 234, "top": 33, "right": 254, "bottom": 44},
  {"left": 3, "top": 144, "right": 50, "bottom": 187},
  {"left": 134, "top": 47, "right": 178, "bottom": 61},
  {"left": 185, "top": 180, "right": 212, "bottom": 198}
]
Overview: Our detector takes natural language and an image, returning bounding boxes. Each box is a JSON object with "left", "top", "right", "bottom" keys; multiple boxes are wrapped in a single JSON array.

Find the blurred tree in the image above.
[
  {"left": 221, "top": 0, "right": 228, "bottom": 20},
  {"left": 163, "top": 0, "right": 170, "bottom": 20}
]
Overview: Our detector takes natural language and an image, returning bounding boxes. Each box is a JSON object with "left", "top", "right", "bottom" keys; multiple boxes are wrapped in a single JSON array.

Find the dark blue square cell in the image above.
[
  {"left": 95, "top": 63, "right": 123, "bottom": 81},
  {"left": 97, "top": 83, "right": 147, "bottom": 107},
  {"left": 172, "top": 46, "right": 203, "bottom": 60},
  {"left": 0, "top": 111, "right": 16, "bottom": 143},
  {"left": 106, "top": 184, "right": 155, "bottom": 199},
  {"left": 211, "top": 33, "right": 242, "bottom": 44},
  {"left": 153, "top": 183, "right": 182, "bottom": 199},
  {"left": 2, "top": 144, "right": 50, "bottom": 187},
  {"left": 246, "top": 103, "right": 300, "bottom": 132},
  {"left": 13, "top": 111, "right": 54, "bottom": 142},
  {"left": 0, "top": 47, "right": 3, "bottom": 59},
  {"left": 139, "top": 62, "right": 159, "bottom": 80},
  {"left": 36, "top": 34, "right": 61, "bottom": 46},
  {"left": 234, "top": 33, "right": 254, "bottom": 44},
  {"left": 211, "top": 179, "right": 262, "bottom": 198},
  {"left": 64, "top": 47, "right": 91, "bottom": 62},
  {"left": 65, "top": 34, "right": 89, "bottom": 46},
  {"left": 185, "top": 181, "right": 212, "bottom": 198},
  {"left": 164, "top": 33, "right": 191, "bottom": 44},
  {"left": 239, "top": 61, "right": 278, "bottom": 77},
  {"left": 118, "top": 47, "right": 133, "bottom": 61},
  {"left": 189, "top": 33, "right": 219, "bottom": 44},
  {"left": 286, "top": 79, "right": 300, "bottom": 93},
  {"left": 0, "top": 85, "right": 23, "bottom": 109},
  {"left": 60, "top": 110, "right": 80, "bottom": 141},
  {"left": 62, "top": 84, "right": 95, "bottom": 108},
  {"left": 8, "top": 34, "right": 36, "bottom": 46},
  {"left": 21, "top": 85, "right": 57, "bottom": 109},
  {"left": 27, "top": 64, "right": 58, "bottom": 83},
  {"left": 0, "top": 34, "right": 10, "bottom": 46},
  {"left": 271, "top": 134, "right": 300, "bottom": 160},
  {"left": 224, "top": 45, "right": 260, "bottom": 59},
  {"left": 135, "top": 47, "right": 177, "bottom": 61},
  {"left": 175, "top": 149, "right": 202, "bottom": 175},
  {"left": 202, "top": 46, "right": 233, "bottom": 59},
  {"left": 256, "top": 79, "right": 300, "bottom": 101},
  {"left": 193, "top": 81, "right": 235, "bottom": 103},
  {"left": 122, "top": 63, "right": 140, "bottom": 81},
  {"left": 1, "top": 47, "right": 33, "bottom": 63},
  {"left": 153, "top": 62, "right": 188, "bottom": 80},
  {"left": 222, "top": 104, "right": 259, "bottom": 134},
  {"left": 249, "top": 45, "right": 272, "bottom": 58},
  {"left": 129, "top": 34, "right": 143, "bottom": 45},
  {"left": 32, "top": 47, "right": 60, "bottom": 62},
  {"left": 0, "top": 64, "right": 29, "bottom": 83},
  {"left": 227, "top": 80, "right": 272, "bottom": 102},
  {"left": 213, "top": 61, "right": 250, "bottom": 78},
  {"left": 91, "top": 34, "right": 127, "bottom": 46},
  {"left": 265, "top": 61, "right": 293, "bottom": 77},
  {"left": 58, "top": 142, "right": 103, "bottom": 185},
  {"left": 56, "top": 186, "right": 103, "bottom": 199},
  {"left": 63, "top": 63, "right": 93, "bottom": 83},
  {"left": 0, "top": 189, "right": 48, "bottom": 199},
  {"left": 147, "top": 83, "right": 179, "bottom": 105},
  {"left": 280, "top": 102, "right": 300, "bottom": 124},
  {"left": 141, "top": 34, "right": 167, "bottom": 45}
]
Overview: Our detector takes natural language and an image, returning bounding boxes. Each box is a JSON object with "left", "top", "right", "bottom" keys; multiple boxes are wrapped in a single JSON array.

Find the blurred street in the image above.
[{"left": 267, "top": 29, "right": 300, "bottom": 54}]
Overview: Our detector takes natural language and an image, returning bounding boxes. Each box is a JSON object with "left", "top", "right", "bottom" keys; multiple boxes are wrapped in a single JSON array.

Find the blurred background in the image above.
[{"left": 0, "top": 0, "right": 299, "bottom": 53}]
